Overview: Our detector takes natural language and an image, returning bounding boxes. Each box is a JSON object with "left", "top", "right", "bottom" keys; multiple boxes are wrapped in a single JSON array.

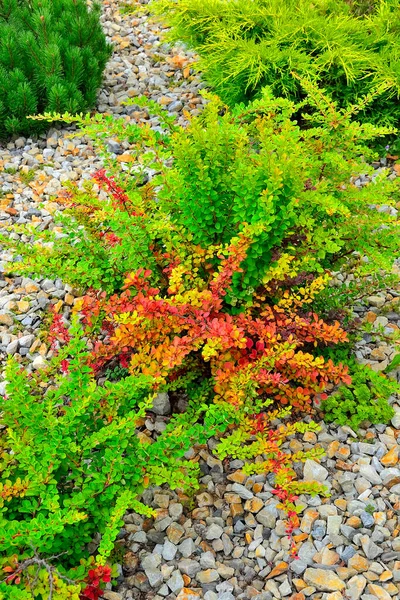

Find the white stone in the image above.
[{"left": 303, "top": 459, "right": 329, "bottom": 482}]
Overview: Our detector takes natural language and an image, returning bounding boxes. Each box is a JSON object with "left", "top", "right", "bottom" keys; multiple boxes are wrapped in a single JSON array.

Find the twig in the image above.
[{"left": 1, "top": 550, "right": 77, "bottom": 600}]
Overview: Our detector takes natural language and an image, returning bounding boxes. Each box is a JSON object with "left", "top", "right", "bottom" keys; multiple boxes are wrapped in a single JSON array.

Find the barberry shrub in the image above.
[
  {"left": 153, "top": 0, "right": 400, "bottom": 126},
  {"left": 322, "top": 362, "right": 397, "bottom": 429},
  {"left": 0, "top": 319, "right": 229, "bottom": 598},
  {"left": 74, "top": 232, "right": 351, "bottom": 553},
  {"left": 0, "top": 0, "right": 112, "bottom": 137},
  {"left": 2, "top": 81, "right": 399, "bottom": 591},
  {"left": 4, "top": 82, "right": 399, "bottom": 303}
]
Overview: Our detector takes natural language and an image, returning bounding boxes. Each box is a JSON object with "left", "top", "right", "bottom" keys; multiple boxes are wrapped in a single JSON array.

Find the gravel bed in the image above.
[
  {"left": 0, "top": 2, "right": 399, "bottom": 599},
  {"left": 110, "top": 415, "right": 400, "bottom": 600},
  {"left": 0, "top": 0, "right": 205, "bottom": 381}
]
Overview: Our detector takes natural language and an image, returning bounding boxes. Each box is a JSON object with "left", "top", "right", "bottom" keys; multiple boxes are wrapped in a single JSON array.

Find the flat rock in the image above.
[
  {"left": 304, "top": 568, "right": 345, "bottom": 592},
  {"left": 303, "top": 459, "right": 329, "bottom": 482}
]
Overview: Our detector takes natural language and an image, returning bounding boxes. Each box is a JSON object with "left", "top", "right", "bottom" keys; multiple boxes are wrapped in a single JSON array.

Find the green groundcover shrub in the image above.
[
  {"left": 0, "top": 0, "right": 112, "bottom": 137},
  {"left": 322, "top": 362, "right": 396, "bottom": 430},
  {"left": 0, "top": 320, "right": 229, "bottom": 598},
  {"left": 154, "top": 0, "right": 400, "bottom": 126}
]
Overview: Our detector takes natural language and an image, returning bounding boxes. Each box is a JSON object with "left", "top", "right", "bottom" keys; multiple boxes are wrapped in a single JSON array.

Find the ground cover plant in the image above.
[
  {"left": 1, "top": 84, "right": 400, "bottom": 596},
  {"left": 322, "top": 361, "right": 397, "bottom": 429},
  {"left": 0, "top": 319, "right": 230, "bottom": 598},
  {"left": 154, "top": 0, "right": 400, "bottom": 127},
  {"left": 0, "top": 0, "right": 112, "bottom": 137}
]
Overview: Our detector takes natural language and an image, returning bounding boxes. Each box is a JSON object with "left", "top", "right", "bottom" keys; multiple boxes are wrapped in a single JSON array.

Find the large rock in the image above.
[
  {"left": 145, "top": 567, "right": 163, "bottom": 588},
  {"left": 360, "top": 535, "right": 383, "bottom": 560},
  {"left": 205, "top": 523, "right": 223, "bottom": 540},
  {"left": 255, "top": 502, "right": 278, "bottom": 528},
  {"left": 359, "top": 465, "right": 382, "bottom": 485},
  {"left": 367, "top": 584, "right": 392, "bottom": 600},
  {"left": 231, "top": 483, "right": 253, "bottom": 499},
  {"left": 196, "top": 569, "right": 220, "bottom": 584},
  {"left": 167, "top": 570, "right": 184, "bottom": 594},
  {"left": 178, "top": 559, "right": 202, "bottom": 578},
  {"left": 304, "top": 568, "right": 345, "bottom": 592},
  {"left": 303, "top": 459, "right": 328, "bottom": 482},
  {"left": 346, "top": 575, "right": 367, "bottom": 600},
  {"left": 151, "top": 392, "right": 171, "bottom": 415}
]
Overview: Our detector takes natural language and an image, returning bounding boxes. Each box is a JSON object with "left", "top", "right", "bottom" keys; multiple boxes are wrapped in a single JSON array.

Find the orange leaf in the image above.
[{"left": 170, "top": 55, "right": 187, "bottom": 69}]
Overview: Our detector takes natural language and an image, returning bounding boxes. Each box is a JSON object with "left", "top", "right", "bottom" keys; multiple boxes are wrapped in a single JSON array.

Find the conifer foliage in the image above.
[
  {"left": 0, "top": 0, "right": 112, "bottom": 137},
  {"left": 154, "top": 0, "right": 400, "bottom": 125}
]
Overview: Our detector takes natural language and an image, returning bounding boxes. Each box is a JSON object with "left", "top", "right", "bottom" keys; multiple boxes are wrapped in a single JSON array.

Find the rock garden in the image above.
[{"left": 0, "top": 1, "right": 400, "bottom": 600}]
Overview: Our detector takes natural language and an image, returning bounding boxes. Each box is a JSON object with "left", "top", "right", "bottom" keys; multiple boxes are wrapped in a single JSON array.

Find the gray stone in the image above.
[
  {"left": 341, "top": 546, "right": 357, "bottom": 563},
  {"left": 151, "top": 392, "right": 171, "bottom": 415},
  {"left": 303, "top": 459, "right": 329, "bottom": 482},
  {"left": 279, "top": 580, "right": 292, "bottom": 597},
  {"left": 162, "top": 540, "right": 177, "bottom": 561},
  {"left": 358, "top": 443, "right": 378, "bottom": 456},
  {"left": 132, "top": 531, "right": 147, "bottom": 543},
  {"left": 360, "top": 535, "right": 383, "bottom": 559},
  {"left": 368, "top": 295, "right": 386, "bottom": 308},
  {"left": 141, "top": 554, "right": 161, "bottom": 571},
  {"left": 381, "top": 467, "right": 400, "bottom": 488},
  {"left": 205, "top": 523, "right": 224, "bottom": 540},
  {"left": 391, "top": 405, "right": 400, "bottom": 429},
  {"left": 169, "top": 503, "right": 183, "bottom": 519},
  {"left": 156, "top": 516, "right": 172, "bottom": 531},
  {"left": 6, "top": 339, "right": 18, "bottom": 355},
  {"left": 178, "top": 559, "right": 201, "bottom": 577},
  {"left": 312, "top": 521, "right": 327, "bottom": 540},
  {"left": 348, "top": 500, "right": 367, "bottom": 515},
  {"left": 178, "top": 538, "right": 196, "bottom": 558},
  {"left": 158, "top": 584, "right": 170, "bottom": 596},
  {"left": 346, "top": 575, "right": 367, "bottom": 600},
  {"left": 359, "top": 465, "right": 382, "bottom": 485},
  {"left": 18, "top": 334, "right": 34, "bottom": 348},
  {"left": 221, "top": 533, "right": 233, "bottom": 556},
  {"left": 392, "top": 538, "right": 400, "bottom": 551},
  {"left": 327, "top": 515, "right": 342, "bottom": 536},
  {"left": 168, "top": 100, "right": 183, "bottom": 112},
  {"left": 107, "top": 140, "right": 123, "bottom": 155},
  {"left": 297, "top": 541, "right": 316, "bottom": 565},
  {"left": 196, "top": 569, "right": 220, "bottom": 584},
  {"left": 217, "top": 565, "right": 234, "bottom": 580},
  {"left": 167, "top": 570, "right": 184, "bottom": 594},
  {"left": 231, "top": 483, "right": 253, "bottom": 500},
  {"left": 360, "top": 511, "right": 375, "bottom": 528},
  {"left": 248, "top": 537, "right": 263, "bottom": 551},
  {"left": 381, "top": 551, "right": 400, "bottom": 561},
  {"left": 145, "top": 568, "right": 163, "bottom": 588},
  {"left": 204, "top": 592, "right": 218, "bottom": 600},
  {"left": 256, "top": 503, "right": 278, "bottom": 528},
  {"left": 32, "top": 355, "right": 47, "bottom": 370},
  {"left": 341, "top": 525, "right": 356, "bottom": 541},
  {"left": 200, "top": 551, "right": 216, "bottom": 569}
]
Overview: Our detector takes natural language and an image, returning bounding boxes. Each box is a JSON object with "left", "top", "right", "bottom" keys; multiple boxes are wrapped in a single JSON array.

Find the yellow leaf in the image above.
[{"left": 53, "top": 300, "right": 63, "bottom": 313}]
